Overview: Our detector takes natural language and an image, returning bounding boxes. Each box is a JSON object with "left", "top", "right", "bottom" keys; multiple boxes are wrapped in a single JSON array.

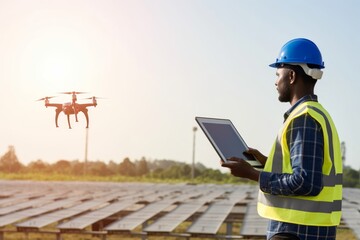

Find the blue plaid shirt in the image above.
[{"left": 259, "top": 95, "right": 337, "bottom": 240}]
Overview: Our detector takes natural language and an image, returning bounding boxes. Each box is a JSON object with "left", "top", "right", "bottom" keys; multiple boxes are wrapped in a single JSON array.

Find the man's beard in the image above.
[{"left": 278, "top": 86, "right": 291, "bottom": 103}]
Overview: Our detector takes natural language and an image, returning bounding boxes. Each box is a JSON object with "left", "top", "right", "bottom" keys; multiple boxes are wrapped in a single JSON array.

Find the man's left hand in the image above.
[{"left": 221, "top": 157, "right": 260, "bottom": 182}]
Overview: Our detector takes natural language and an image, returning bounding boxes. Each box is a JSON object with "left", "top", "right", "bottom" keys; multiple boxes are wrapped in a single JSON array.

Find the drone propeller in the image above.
[
  {"left": 36, "top": 96, "right": 56, "bottom": 101},
  {"left": 60, "top": 91, "right": 88, "bottom": 95},
  {"left": 83, "top": 96, "right": 106, "bottom": 100}
]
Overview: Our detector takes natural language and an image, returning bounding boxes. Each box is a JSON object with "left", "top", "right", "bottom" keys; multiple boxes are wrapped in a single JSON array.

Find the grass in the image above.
[
  {"left": 0, "top": 172, "right": 241, "bottom": 185},
  {"left": 0, "top": 172, "right": 184, "bottom": 182}
]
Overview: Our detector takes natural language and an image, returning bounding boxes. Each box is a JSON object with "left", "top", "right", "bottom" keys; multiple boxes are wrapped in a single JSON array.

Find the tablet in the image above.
[{"left": 195, "top": 117, "right": 262, "bottom": 168}]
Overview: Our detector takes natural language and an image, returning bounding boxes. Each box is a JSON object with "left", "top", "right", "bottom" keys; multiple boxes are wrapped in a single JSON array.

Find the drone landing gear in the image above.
[
  {"left": 65, "top": 111, "right": 89, "bottom": 129},
  {"left": 81, "top": 109, "right": 89, "bottom": 128},
  {"left": 67, "top": 115, "right": 72, "bottom": 129},
  {"left": 55, "top": 108, "right": 62, "bottom": 128}
]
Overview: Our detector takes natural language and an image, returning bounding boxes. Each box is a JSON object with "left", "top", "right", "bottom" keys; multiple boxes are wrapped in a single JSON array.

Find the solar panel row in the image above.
[{"left": 0, "top": 180, "right": 358, "bottom": 239}]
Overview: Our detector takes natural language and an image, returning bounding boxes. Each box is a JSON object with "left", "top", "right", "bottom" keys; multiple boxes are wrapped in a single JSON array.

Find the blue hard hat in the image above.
[{"left": 269, "top": 38, "right": 325, "bottom": 69}]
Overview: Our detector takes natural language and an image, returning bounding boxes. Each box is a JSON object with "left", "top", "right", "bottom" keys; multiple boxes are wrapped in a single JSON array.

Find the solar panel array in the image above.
[
  {"left": 0, "top": 180, "right": 359, "bottom": 239},
  {"left": 342, "top": 188, "right": 360, "bottom": 239}
]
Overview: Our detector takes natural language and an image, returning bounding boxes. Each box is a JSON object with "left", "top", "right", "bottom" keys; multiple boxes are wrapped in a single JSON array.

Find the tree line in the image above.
[
  {"left": 1, "top": 145, "right": 359, "bottom": 187},
  {"left": 0, "top": 145, "right": 239, "bottom": 183}
]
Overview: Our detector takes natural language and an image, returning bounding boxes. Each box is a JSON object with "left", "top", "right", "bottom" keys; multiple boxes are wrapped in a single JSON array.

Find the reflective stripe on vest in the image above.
[
  {"left": 258, "top": 101, "right": 342, "bottom": 226},
  {"left": 258, "top": 194, "right": 342, "bottom": 213}
]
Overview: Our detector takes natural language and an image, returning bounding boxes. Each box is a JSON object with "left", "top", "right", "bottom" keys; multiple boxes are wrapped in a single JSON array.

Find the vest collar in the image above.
[{"left": 284, "top": 94, "right": 318, "bottom": 121}]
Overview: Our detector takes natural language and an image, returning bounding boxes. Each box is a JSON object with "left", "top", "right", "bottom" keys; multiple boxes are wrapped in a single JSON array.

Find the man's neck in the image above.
[{"left": 290, "top": 90, "right": 314, "bottom": 106}]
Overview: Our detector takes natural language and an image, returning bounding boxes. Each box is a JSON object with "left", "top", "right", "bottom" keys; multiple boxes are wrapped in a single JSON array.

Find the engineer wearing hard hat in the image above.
[{"left": 222, "top": 38, "right": 343, "bottom": 240}]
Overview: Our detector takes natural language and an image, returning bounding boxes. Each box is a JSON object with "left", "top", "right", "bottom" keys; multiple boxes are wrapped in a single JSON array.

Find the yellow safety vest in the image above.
[{"left": 257, "top": 101, "right": 343, "bottom": 226}]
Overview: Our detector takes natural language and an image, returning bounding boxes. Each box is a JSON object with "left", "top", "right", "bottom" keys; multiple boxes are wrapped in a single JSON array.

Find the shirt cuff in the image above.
[{"left": 259, "top": 171, "right": 272, "bottom": 193}]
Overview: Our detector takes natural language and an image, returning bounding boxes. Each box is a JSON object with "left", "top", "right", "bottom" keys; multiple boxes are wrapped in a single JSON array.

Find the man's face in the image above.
[{"left": 275, "top": 67, "right": 292, "bottom": 103}]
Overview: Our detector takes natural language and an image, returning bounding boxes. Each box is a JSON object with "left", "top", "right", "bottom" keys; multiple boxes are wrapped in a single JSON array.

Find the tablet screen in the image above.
[{"left": 196, "top": 117, "right": 262, "bottom": 167}]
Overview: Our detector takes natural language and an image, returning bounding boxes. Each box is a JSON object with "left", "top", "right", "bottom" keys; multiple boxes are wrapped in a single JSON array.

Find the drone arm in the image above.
[
  {"left": 78, "top": 103, "right": 97, "bottom": 108},
  {"left": 46, "top": 103, "right": 62, "bottom": 108}
]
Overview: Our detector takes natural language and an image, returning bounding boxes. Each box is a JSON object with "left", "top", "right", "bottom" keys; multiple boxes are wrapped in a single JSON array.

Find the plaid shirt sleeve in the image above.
[{"left": 260, "top": 113, "right": 324, "bottom": 196}]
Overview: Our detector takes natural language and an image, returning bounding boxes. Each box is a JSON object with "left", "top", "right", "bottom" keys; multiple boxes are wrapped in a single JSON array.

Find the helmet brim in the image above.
[{"left": 269, "top": 62, "right": 325, "bottom": 69}]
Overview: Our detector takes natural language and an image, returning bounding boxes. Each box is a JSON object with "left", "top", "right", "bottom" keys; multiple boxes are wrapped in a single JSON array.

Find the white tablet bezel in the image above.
[{"left": 195, "top": 117, "right": 262, "bottom": 167}]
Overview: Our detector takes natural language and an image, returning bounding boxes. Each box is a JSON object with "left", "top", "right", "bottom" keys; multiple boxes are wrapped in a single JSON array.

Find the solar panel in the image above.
[
  {"left": 0, "top": 180, "right": 357, "bottom": 240},
  {"left": 16, "top": 197, "right": 114, "bottom": 229},
  {"left": 187, "top": 187, "right": 249, "bottom": 235},
  {"left": 57, "top": 200, "right": 135, "bottom": 231},
  {"left": 240, "top": 203, "right": 268, "bottom": 236},
  {"left": 144, "top": 190, "right": 225, "bottom": 233},
  {"left": 341, "top": 188, "right": 360, "bottom": 239}
]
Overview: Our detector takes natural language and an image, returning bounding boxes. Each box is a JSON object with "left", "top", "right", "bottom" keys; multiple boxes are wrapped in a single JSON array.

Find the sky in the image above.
[{"left": 1, "top": 0, "right": 359, "bottom": 171}]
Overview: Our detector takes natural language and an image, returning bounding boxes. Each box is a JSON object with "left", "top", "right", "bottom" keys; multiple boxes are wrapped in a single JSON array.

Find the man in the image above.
[{"left": 222, "top": 38, "right": 343, "bottom": 240}]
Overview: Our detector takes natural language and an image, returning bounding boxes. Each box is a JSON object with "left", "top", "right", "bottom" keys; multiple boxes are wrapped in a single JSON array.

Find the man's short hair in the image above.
[{"left": 280, "top": 64, "right": 317, "bottom": 85}]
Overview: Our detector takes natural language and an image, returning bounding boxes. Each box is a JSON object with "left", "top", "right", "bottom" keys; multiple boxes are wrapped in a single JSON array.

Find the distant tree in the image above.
[
  {"left": 343, "top": 166, "right": 360, "bottom": 188},
  {"left": 70, "top": 160, "right": 85, "bottom": 175},
  {"left": 147, "top": 159, "right": 181, "bottom": 171},
  {"left": 118, "top": 158, "right": 136, "bottom": 176},
  {"left": 107, "top": 160, "right": 118, "bottom": 175},
  {"left": 195, "top": 162, "right": 207, "bottom": 172},
  {"left": 88, "top": 161, "right": 112, "bottom": 176},
  {"left": 181, "top": 164, "right": 192, "bottom": 178},
  {"left": 159, "top": 164, "right": 192, "bottom": 179},
  {"left": 161, "top": 165, "right": 178, "bottom": 178},
  {"left": 151, "top": 167, "right": 165, "bottom": 178},
  {"left": 0, "top": 145, "right": 23, "bottom": 173},
  {"left": 28, "top": 159, "right": 49, "bottom": 172},
  {"left": 198, "top": 168, "right": 225, "bottom": 181},
  {"left": 52, "top": 160, "right": 71, "bottom": 174},
  {"left": 136, "top": 157, "right": 149, "bottom": 176}
]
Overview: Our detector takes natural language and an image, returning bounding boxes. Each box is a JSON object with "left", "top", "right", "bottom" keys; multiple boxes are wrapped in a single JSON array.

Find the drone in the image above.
[{"left": 37, "top": 91, "right": 100, "bottom": 129}]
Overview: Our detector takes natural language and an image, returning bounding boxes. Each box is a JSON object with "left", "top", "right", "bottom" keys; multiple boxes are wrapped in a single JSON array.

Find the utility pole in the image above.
[
  {"left": 84, "top": 128, "right": 89, "bottom": 176},
  {"left": 341, "top": 141, "right": 346, "bottom": 163},
  {"left": 191, "top": 126, "right": 197, "bottom": 180}
]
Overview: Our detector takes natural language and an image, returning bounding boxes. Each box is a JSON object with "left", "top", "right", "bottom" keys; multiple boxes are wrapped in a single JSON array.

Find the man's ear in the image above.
[{"left": 289, "top": 70, "right": 296, "bottom": 84}]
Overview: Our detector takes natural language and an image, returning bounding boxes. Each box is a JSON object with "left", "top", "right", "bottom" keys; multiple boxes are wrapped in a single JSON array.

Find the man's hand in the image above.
[
  {"left": 247, "top": 148, "right": 267, "bottom": 166},
  {"left": 221, "top": 157, "right": 260, "bottom": 182}
]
